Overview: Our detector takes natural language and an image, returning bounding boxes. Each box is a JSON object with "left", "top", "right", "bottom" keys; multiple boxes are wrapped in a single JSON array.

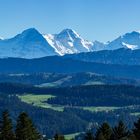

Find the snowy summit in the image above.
[{"left": 0, "top": 28, "right": 140, "bottom": 58}]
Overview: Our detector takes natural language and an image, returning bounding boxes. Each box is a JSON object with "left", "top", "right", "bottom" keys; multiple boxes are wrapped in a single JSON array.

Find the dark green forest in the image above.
[
  {"left": 0, "top": 83, "right": 140, "bottom": 138},
  {"left": 0, "top": 110, "right": 140, "bottom": 140}
]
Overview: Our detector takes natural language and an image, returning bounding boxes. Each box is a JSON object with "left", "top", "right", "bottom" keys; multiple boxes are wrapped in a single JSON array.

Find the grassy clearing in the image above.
[
  {"left": 83, "top": 106, "right": 120, "bottom": 112},
  {"left": 37, "top": 83, "right": 59, "bottom": 87},
  {"left": 84, "top": 81, "right": 105, "bottom": 85},
  {"left": 64, "top": 132, "right": 82, "bottom": 139},
  {"left": 131, "top": 112, "right": 140, "bottom": 116},
  {"left": 38, "top": 76, "right": 72, "bottom": 87},
  {"left": 18, "top": 94, "right": 64, "bottom": 111}
]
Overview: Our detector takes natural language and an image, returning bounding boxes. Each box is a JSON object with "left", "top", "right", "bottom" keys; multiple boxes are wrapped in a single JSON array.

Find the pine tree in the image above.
[
  {"left": 95, "top": 122, "right": 112, "bottom": 140},
  {"left": 54, "top": 133, "right": 59, "bottom": 140},
  {"left": 54, "top": 133, "right": 65, "bottom": 140},
  {"left": 15, "top": 112, "right": 41, "bottom": 140},
  {"left": 85, "top": 131, "right": 94, "bottom": 140},
  {"left": 0, "top": 116, "right": 2, "bottom": 134},
  {"left": 43, "top": 136, "right": 48, "bottom": 140},
  {"left": 112, "top": 121, "right": 129, "bottom": 140},
  {"left": 0, "top": 110, "right": 15, "bottom": 140},
  {"left": 95, "top": 132, "right": 105, "bottom": 140},
  {"left": 133, "top": 118, "right": 140, "bottom": 140}
]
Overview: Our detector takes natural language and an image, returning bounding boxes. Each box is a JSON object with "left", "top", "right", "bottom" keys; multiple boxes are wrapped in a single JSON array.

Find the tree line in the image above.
[
  {"left": 79, "top": 119, "right": 140, "bottom": 140},
  {"left": 0, "top": 111, "right": 140, "bottom": 140},
  {"left": 0, "top": 110, "right": 41, "bottom": 140}
]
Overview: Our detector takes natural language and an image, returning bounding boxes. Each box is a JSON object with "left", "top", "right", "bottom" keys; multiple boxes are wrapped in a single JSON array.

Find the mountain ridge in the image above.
[
  {"left": 0, "top": 56, "right": 140, "bottom": 79},
  {"left": 0, "top": 28, "right": 140, "bottom": 58},
  {"left": 64, "top": 48, "right": 140, "bottom": 65}
]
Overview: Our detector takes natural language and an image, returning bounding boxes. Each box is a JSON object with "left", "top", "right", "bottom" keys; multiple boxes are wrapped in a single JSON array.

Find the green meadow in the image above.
[
  {"left": 18, "top": 94, "right": 64, "bottom": 111},
  {"left": 18, "top": 94, "right": 121, "bottom": 113}
]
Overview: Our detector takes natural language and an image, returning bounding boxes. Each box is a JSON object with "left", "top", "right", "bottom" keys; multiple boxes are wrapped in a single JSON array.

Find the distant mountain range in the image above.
[{"left": 1, "top": 28, "right": 140, "bottom": 58}]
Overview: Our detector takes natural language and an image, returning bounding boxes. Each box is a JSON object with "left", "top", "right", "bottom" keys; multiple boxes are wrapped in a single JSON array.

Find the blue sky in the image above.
[{"left": 0, "top": 0, "right": 140, "bottom": 42}]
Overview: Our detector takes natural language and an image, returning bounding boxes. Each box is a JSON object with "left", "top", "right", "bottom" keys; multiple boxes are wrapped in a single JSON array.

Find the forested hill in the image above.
[
  {"left": 64, "top": 48, "right": 140, "bottom": 65},
  {"left": 1, "top": 83, "right": 140, "bottom": 137},
  {"left": 0, "top": 57, "right": 140, "bottom": 79},
  {"left": 1, "top": 83, "right": 140, "bottom": 107},
  {"left": 0, "top": 73, "right": 139, "bottom": 87}
]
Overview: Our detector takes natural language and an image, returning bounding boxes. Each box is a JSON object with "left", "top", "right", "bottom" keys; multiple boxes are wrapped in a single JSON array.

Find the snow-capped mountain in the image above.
[
  {"left": 0, "top": 28, "right": 140, "bottom": 58},
  {"left": 0, "top": 28, "right": 104, "bottom": 58},
  {"left": 43, "top": 29, "right": 94, "bottom": 55},
  {"left": 0, "top": 28, "right": 57, "bottom": 58},
  {"left": 91, "top": 41, "right": 106, "bottom": 51},
  {"left": 106, "top": 31, "right": 140, "bottom": 50},
  {"left": 43, "top": 29, "right": 106, "bottom": 55}
]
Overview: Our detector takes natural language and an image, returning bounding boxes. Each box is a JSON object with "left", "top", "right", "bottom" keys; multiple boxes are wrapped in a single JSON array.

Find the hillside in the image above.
[
  {"left": 0, "top": 83, "right": 140, "bottom": 137},
  {"left": 0, "top": 73, "right": 139, "bottom": 87},
  {"left": 0, "top": 57, "right": 140, "bottom": 79}
]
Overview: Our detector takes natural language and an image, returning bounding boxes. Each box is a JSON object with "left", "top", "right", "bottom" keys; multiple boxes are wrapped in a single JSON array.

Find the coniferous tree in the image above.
[
  {"left": 70, "top": 138, "right": 74, "bottom": 140},
  {"left": 15, "top": 112, "right": 41, "bottom": 140},
  {"left": 0, "top": 110, "right": 15, "bottom": 140},
  {"left": 0, "top": 116, "right": 2, "bottom": 135},
  {"left": 54, "top": 133, "right": 65, "bottom": 140},
  {"left": 95, "top": 132, "right": 105, "bottom": 140},
  {"left": 133, "top": 118, "right": 140, "bottom": 140},
  {"left": 112, "top": 121, "right": 129, "bottom": 140},
  {"left": 54, "top": 133, "right": 59, "bottom": 140},
  {"left": 95, "top": 122, "right": 112, "bottom": 140},
  {"left": 85, "top": 131, "right": 94, "bottom": 140},
  {"left": 43, "top": 136, "right": 48, "bottom": 140}
]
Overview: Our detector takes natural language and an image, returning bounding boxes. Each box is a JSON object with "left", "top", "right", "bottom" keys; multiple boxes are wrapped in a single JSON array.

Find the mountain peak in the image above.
[
  {"left": 133, "top": 30, "right": 140, "bottom": 34},
  {"left": 57, "top": 28, "right": 80, "bottom": 40},
  {"left": 14, "top": 28, "right": 45, "bottom": 42},
  {"left": 21, "top": 28, "right": 41, "bottom": 36},
  {"left": 107, "top": 30, "right": 140, "bottom": 50},
  {"left": 122, "top": 31, "right": 140, "bottom": 38},
  {"left": 60, "top": 28, "right": 76, "bottom": 33}
]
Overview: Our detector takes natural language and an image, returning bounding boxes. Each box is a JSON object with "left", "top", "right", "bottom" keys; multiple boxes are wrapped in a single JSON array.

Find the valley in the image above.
[
  {"left": 1, "top": 82, "right": 140, "bottom": 137},
  {"left": 18, "top": 93, "right": 121, "bottom": 112}
]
